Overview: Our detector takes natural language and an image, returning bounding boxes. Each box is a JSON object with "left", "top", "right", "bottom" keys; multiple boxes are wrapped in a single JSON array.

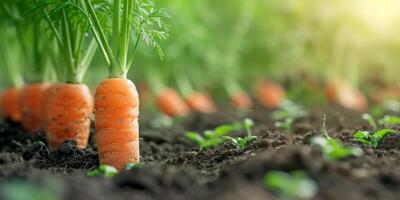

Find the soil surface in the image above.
[{"left": 0, "top": 105, "right": 400, "bottom": 200}]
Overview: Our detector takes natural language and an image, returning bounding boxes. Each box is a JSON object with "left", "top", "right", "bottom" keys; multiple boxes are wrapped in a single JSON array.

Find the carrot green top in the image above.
[
  {"left": 31, "top": 0, "right": 98, "bottom": 84},
  {"left": 82, "top": 0, "right": 169, "bottom": 78}
]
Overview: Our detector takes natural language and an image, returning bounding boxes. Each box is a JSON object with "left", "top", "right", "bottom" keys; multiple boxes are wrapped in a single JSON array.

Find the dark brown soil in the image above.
[{"left": 0, "top": 106, "right": 399, "bottom": 200}]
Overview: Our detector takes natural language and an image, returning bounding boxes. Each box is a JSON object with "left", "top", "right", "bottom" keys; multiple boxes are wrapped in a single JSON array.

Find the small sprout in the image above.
[
  {"left": 379, "top": 115, "right": 400, "bottom": 127},
  {"left": 353, "top": 129, "right": 398, "bottom": 148},
  {"left": 264, "top": 170, "right": 318, "bottom": 200},
  {"left": 126, "top": 162, "right": 145, "bottom": 170},
  {"left": 185, "top": 122, "right": 242, "bottom": 149},
  {"left": 185, "top": 118, "right": 253, "bottom": 149},
  {"left": 362, "top": 113, "right": 378, "bottom": 130},
  {"left": 87, "top": 165, "right": 119, "bottom": 178},
  {"left": 311, "top": 136, "right": 363, "bottom": 161},
  {"left": 273, "top": 101, "right": 307, "bottom": 133},
  {"left": 272, "top": 101, "right": 308, "bottom": 120},
  {"left": 275, "top": 117, "right": 295, "bottom": 132},
  {"left": 312, "top": 115, "right": 362, "bottom": 161},
  {"left": 224, "top": 135, "right": 257, "bottom": 151},
  {"left": 224, "top": 118, "right": 257, "bottom": 150}
]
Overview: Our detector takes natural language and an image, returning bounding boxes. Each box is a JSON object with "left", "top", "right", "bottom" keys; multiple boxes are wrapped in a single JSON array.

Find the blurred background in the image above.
[{"left": 1, "top": 0, "right": 400, "bottom": 112}]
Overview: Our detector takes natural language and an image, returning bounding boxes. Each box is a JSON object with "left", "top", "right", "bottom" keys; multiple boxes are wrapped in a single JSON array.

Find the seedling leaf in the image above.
[
  {"left": 87, "top": 165, "right": 118, "bottom": 178},
  {"left": 311, "top": 136, "right": 362, "bottom": 161},
  {"left": 353, "top": 129, "right": 397, "bottom": 148},
  {"left": 362, "top": 113, "right": 378, "bottom": 130},
  {"left": 264, "top": 170, "right": 317, "bottom": 199},
  {"left": 126, "top": 162, "right": 145, "bottom": 170},
  {"left": 380, "top": 115, "right": 400, "bottom": 126}
]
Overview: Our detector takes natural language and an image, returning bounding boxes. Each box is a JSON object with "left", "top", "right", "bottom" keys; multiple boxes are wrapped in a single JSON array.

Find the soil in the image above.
[{"left": 0, "top": 105, "right": 400, "bottom": 200}]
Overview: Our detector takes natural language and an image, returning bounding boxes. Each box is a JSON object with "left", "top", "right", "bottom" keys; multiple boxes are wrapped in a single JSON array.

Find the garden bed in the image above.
[{"left": 0, "top": 105, "right": 399, "bottom": 200}]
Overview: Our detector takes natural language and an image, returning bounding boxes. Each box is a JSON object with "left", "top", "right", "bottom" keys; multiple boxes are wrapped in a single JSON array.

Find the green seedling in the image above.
[
  {"left": 264, "top": 170, "right": 317, "bottom": 200},
  {"left": 126, "top": 162, "right": 145, "bottom": 170},
  {"left": 1, "top": 180, "right": 61, "bottom": 200},
  {"left": 87, "top": 165, "right": 119, "bottom": 178},
  {"left": 312, "top": 115, "right": 362, "bottom": 161},
  {"left": 353, "top": 129, "right": 398, "bottom": 148},
  {"left": 224, "top": 119, "right": 257, "bottom": 150},
  {"left": 273, "top": 101, "right": 308, "bottom": 132},
  {"left": 362, "top": 113, "right": 400, "bottom": 129},
  {"left": 275, "top": 118, "right": 295, "bottom": 132},
  {"left": 379, "top": 115, "right": 400, "bottom": 127},
  {"left": 185, "top": 118, "right": 251, "bottom": 149},
  {"left": 362, "top": 113, "right": 378, "bottom": 130}
]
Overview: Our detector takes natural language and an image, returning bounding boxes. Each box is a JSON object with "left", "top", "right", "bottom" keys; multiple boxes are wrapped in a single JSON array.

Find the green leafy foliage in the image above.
[
  {"left": 273, "top": 101, "right": 308, "bottom": 132},
  {"left": 379, "top": 115, "right": 400, "bottom": 127},
  {"left": 311, "top": 136, "right": 363, "bottom": 161},
  {"left": 223, "top": 118, "right": 257, "bottom": 150},
  {"left": 312, "top": 115, "right": 362, "bottom": 161},
  {"left": 185, "top": 118, "right": 254, "bottom": 149},
  {"left": 353, "top": 129, "right": 398, "bottom": 148},
  {"left": 126, "top": 162, "right": 145, "bottom": 170},
  {"left": 87, "top": 165, "right": 119, "bottom": 178},
  {"left": 0, "top": 180, "right": 61, "bottom": 200},
  {"left": 264, "top": 170, "right": 317, "bottom": 200}
]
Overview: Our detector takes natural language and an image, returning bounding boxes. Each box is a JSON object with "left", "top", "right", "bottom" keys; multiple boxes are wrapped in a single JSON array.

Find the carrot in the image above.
[
  {"left": 157, "top": 88, "right": 190, "bottom": 117},
  {"left": 1, "top": 87, "right": 22, "bottom": 122},
  {"left": 95, "top": 78, "right": 139, "bottom": 170},
  {"left": 256, "top": 80, "right": 285, "bottom": 109},
  {"left": 186, "top": 92, "right": 217, "bottom": 113},
  {"left": 42, "top": 84, "right": 93, "bottom": 149},
  {"left": 19, "top": 83, "right": 50, "bottom": 133},
  {"left": 324, "top": 81, "right": 367, "bottom": 111},
  {"left": 83, "top": 0, "right": 168, "bottom": 170},
  {"left": 231, "top": 92, "right": 253, "bottom": 109}
]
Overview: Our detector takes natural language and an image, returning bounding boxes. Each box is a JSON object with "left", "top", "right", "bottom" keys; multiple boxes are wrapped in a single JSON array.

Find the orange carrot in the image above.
[
  {"left": 324, "top": 81, "right": 367, "bottom": 111},
  {"left": 157, "top": 88, "right": 190, "bottom": 117},
  {"left": 186, "top": 92, "right": 217, "bottom": 113},
  {"left": 1, "top": 87, "right": 22, "bottom": 122},
  {"left": 19, "top": 83, "right": 50, "bottom": 133},
  {"left": 256, "top": 80, "right": 285, "bottom": 109},
  {"left": 42, "top": 84, "right": 93, "bottom": 149},
  {"left": 231, "top": 92, "right": 253, "bottom": 109},
  {"left": 95, "top": 78, "right": 139, "bottom": 170}
]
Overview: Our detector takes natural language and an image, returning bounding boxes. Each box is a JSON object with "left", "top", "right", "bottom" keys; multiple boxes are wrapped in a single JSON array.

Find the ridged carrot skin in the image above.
[
  {"left": 20, "top": 83, "right": 50, "bottom": 133},
  {"left": 186, "top": 92, "right": 217, "bottom": 113},
  {"left": 43, "top": 84, "right": 93, "bottom": 149},
  {"left": 256, "top": 80, "right": 285, "bottom": 109},
  {"left": 1, "top": 87, "right": 22, "bottom": 122},
  {"left": 95, "top": 78, "right": 140, "bottom": 170},
  {"left": 231, "top": 92, "right": 253, "bottom": 109},
  {"left": 157, "top": 88, "right": 190, "bottom": 117}
]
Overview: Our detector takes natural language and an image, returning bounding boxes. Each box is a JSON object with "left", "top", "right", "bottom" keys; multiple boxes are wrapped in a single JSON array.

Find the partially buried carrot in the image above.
[
  {"left": 95, "top": 78, "right": 139, "bottom": 170},
  {"left": 157, "top": 88, "right": 190, "bottom": 117},
  {"left": 230, "top": 92, "right": 253, "bottom": 109},
  {"left": 82, "top": 0, "right": 169, "bottom": 170},
  {"left": 186, "top": 92, "right": 217, "bottom": 113},
  {"left": 43, "top": 84, "right": 93, "bottom": 149},
  {"left": 256, "top": 80, "right": 286, "bottom": 109},
  {"left": 1, "top": 87, "right": 22, "bottom": 122},
  {"left": 19, "top": 83, "right": 50, "bottom": 133}
]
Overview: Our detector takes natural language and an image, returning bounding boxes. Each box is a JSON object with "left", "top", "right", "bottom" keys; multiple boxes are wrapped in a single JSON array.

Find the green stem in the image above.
[
  {"left": 61, "top": 9, "right": 77, "bottom": 83},
  {"left": 112, "top": 0, "right": 121, "bottom": 59},
  {"left": 119, "top": 0, "right": 132, "bottom": 74},
  {"left": 83, "top": 0, "right": 121, "bottom": 77}
]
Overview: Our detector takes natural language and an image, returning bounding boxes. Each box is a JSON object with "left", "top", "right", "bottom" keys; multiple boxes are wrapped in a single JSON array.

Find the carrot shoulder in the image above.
[
  {"left": 1, "top": 87, "right": 22, "bottom": 122},
  {"left": 20, "top": 83, "right": 50, "bottom": 133},
  {"left": 43, "top": 84, "right": 93, "bottom": 149},
  {"left": 95, "top": 78, "right": 139, "bottom": 170},
  {"left": 157, "top": 88, "right": 190, "bottom": 117}
]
